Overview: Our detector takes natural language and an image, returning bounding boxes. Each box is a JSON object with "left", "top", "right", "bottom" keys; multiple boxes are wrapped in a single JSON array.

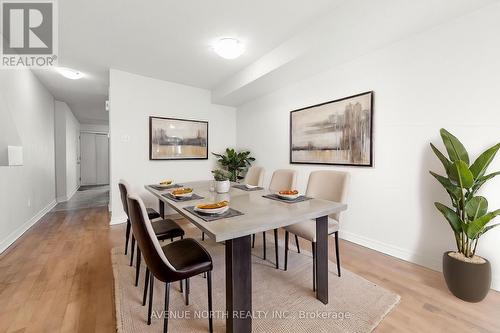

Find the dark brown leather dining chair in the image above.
[
  {"left": 119, "top": 180, "right": 185, "bottom": 287},
  {"left": 127, "top": 193, "right": 214, "bottom": 333}
]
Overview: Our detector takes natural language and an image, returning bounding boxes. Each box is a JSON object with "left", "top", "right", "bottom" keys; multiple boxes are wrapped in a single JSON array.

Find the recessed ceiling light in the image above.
[
  {"left": 56, "top": 67, "right": 84, "bottom": 80},
  {"left": 212, "top": 38, "right": 245, "bottom": 60}
]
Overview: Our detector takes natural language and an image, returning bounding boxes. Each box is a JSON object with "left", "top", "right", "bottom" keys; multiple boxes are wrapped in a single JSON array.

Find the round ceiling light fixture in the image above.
[
  {"left": 56, "top": 67, "right": 84, "bottom": 80},
  {"left": 212, "top": 37, "right": 245, "bottom": 60}
]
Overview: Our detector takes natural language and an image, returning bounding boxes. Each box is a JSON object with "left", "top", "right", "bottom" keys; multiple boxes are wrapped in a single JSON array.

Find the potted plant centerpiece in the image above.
[
  {"left": 212, "top": 148, "right": 255, "bottom": 182},
  {"left": 430, "top": 129, "right": 500, "bottom": 302},
  {"left": 212, "top": 169, "right": 231, "bottom": 193}
]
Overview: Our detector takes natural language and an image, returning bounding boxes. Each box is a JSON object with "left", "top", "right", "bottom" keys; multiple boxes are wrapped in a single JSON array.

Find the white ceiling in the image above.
[
  {"left": 33, "top": 0, "right": 341, "bottom": 124},
  {"left": 33, "top": 0, "right": 497, "bottom": 125}
]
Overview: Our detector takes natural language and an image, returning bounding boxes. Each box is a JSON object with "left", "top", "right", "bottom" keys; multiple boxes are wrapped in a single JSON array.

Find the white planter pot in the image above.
[{"left": 215, "top": 180, "right": 230, "bottom": 193}]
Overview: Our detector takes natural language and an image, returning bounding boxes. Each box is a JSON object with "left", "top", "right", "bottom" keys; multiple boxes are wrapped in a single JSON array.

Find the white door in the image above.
[{"left": 80, "top": 133, "right": 109, "bottom": 185}]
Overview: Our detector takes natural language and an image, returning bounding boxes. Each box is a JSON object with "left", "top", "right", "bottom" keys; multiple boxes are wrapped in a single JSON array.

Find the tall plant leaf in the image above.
[
  {"left": 465, "top": 209, "right": 500, "bottom": 239},
  {"left": 429, "top": 171, "right": 461, "bottom": 200},
  {"left": 430, "top": 143, "right": 452, "bottom": 173},
  {"left": 434, "top": 202, "right": 463, "bottom": 234},
  {"left": 470, "top": 143, "right": 500, "bottom": 179},
  {"left": 465, "top": 196, "right": 488, "bottom": 221},
  {"left": 440, "top": 129, "right": 470, "bottom": 165},
  {"left": 482, "top": 223, "right": 500, "bottom": 234},
  {"left": 448, "top": 160, "right": 474, "bottom": 189},
  {"left": 471, "top": 171, "right": 500, "bottom": 195}
]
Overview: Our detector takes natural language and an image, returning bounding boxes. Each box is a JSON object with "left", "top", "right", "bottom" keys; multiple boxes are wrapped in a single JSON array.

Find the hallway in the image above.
[{"left": 52, "top": 185, "right": 109, "bottom": 212}]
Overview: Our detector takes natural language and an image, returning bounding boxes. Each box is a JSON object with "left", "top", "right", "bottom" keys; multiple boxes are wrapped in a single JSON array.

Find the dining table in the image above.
[{"left": 145, "top": 180, "right": 347, "bottom": 333}]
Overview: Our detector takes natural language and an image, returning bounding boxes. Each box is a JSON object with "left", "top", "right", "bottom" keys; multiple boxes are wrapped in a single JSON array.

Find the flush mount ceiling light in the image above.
[
  {"left": 56, "top": 67, "right": 84, "bottom": 80},
  {"left": 212, "top": 37, "right": 245, "bottom": 60}
]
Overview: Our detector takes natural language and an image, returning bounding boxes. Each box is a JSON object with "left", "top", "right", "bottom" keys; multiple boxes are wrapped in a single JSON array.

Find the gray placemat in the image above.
[
  {"left": 162, "top": 193, "right": 204, "bottom": 202},
  {"left": 148, "top": 184, "right": 183, "bottom": 191},
  {"left": 184, "top": 206, "right": 244, "bottom": 222},
  {"left": 262, "top": 194, "right": 312, "bottom": 203},
  {"left": 232, "top": 184, "right": 264, "bottom": 191}
]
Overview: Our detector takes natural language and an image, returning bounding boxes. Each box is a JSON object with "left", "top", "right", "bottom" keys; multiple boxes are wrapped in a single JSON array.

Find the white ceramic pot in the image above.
[{"left": 215, "top": 180, "right": 230, "bottom": 193}]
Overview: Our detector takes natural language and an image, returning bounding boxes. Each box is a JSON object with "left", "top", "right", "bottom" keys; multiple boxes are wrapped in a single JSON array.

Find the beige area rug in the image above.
[{"left": 112, "top": 234, "right": 400, "bottom": 333}]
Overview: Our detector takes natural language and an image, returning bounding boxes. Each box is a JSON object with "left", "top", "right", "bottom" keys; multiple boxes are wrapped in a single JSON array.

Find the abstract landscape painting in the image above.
[
  {"left": 149, "top": 117, "right": 208, "bottom": 160},
  {"left": 290, "top": 91, "right": 373, "bottom": 166}
]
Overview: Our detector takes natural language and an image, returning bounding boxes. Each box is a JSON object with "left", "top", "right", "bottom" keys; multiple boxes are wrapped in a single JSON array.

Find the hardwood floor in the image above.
[{"left": 0, "top": 206, "right": 499, "bottom": 332}]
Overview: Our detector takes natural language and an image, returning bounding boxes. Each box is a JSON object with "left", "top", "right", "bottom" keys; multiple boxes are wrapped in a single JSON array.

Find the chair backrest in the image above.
[
  {"left": 127, "top": 193, "right": 176, "bottom": 281},
  {"left": 118, "top": 179, "right": 131, "bottom": 218},
  {"left": 269, "top": 169, "right": 297, "bottom": 192},
  {"left": 305, "top": 170, "right": 350, "bottom": 221},
  {"left": 244, "top": 166, "right": 265, "bottom": 187}
]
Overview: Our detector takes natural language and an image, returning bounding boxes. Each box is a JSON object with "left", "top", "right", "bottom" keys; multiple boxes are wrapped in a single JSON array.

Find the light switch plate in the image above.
[{"left": 8, "top": 146, "right": 23, "bottom": 166}]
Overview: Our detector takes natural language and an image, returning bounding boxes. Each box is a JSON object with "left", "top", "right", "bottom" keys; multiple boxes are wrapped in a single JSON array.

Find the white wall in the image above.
[
  {"left": 0, "top": 69, "right": 56, "bottom": 253},
  {"left": 80, "top": 123, "right": 109, "bottom": 133},
  {"left": 54, "top": 101, "right": 80, "bottom": 202},
  {"left": 65, "top": 105, "right": 80, "bottom": 197},
  {"left": 236, "top": 4, "right": 500, "bottom": 290},
  {"left": 109, "top": 69, "right": 236, "bottom": 224}
]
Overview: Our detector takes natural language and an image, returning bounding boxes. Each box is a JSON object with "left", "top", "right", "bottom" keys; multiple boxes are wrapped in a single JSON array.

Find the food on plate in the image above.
[
  {"left": 172, "top": 188, "right": 193, "bottom": 195},
  {"left": 196, "top": 201, "right": 229, "bottom": 210},
  {"left": 278, "top": 190, "right": 299, "bottom": 195},
  {"left": 160, "top": 180, "right": 173, "bottom": 185}
]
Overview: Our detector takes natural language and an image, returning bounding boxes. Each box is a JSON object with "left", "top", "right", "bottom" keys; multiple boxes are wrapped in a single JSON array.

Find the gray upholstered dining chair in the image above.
[
  {"left": 252, "top": 169, "right": 297, "bottom": 269},
  {"left": 284, "top": 170, "right": 350, "bottom": 291},
  {"left": 243, "top": 166, "right": 265, "bottom": 186}
]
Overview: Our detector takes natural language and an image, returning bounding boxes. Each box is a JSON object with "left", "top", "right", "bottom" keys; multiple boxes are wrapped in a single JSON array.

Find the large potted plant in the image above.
[
  {"left": 430, "top": 128, "right": 500, "bottom": 302},
  {"left": 212, "top": 148, "right": 255, "bottom": 182}
]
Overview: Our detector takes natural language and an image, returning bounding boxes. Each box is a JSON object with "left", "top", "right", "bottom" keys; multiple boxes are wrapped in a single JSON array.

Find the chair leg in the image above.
[
  {"left": 164, "top": 282, "right": 170, "bottom": 333},
  {"left": 284, "top": 231, "right": 289, "bottom": 271},
  {"left": 179, "top": 280, "right": 183, "bottom": 293},
  {"left": 143, "top": 268, "right": 150, "bottom": 306},
  {"left": 147, "top": 274, "right": 154, "bottom": 325},
  {"left": 207, "top": 271, "right": 213, "bottom": 333},
  {"left": 180, "top": 235, "right": 184, "bottom": 240},
  {"left": 185, "top": 278, "right": 190, "bottom": 305},
  {"left": 135, "top": 248, "right": 141, "bottom": 286},
  {"left": 274, "top": 229, "right": 279, "bottom": 269},
  {"left": 312, "top": 242, "right": 316, "bottom": 292},
  {"left": 252, "top": 234, "right": 255, "bottom": 248},
  {"left": 262, "top": 232, "right": 266, "bottom": 260},
  {"left": 335, "top": 231, "right": 341, "bottom": 277},
  {"left": 295, "top": 235, "right": 301, "bottom": 253},
  {"left": 130, "top": 236, "right": 135, "bottom": 266},
  {"left": 125, "top": 219, "right": 131, "bottom": 254},
  {"left": 202, "top": 232, "right": 205, "bottom": 241}
]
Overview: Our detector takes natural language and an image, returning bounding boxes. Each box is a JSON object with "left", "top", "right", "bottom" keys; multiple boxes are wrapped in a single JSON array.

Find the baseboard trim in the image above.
[
  {"left": 110, "top": 214, "right": 127, "bottom": 225},
  {"left": 339, "top": 230, "right": 499, "bottom": 292},
  {"left": 0, "top": 199, "right": 57, "bottom": 254},
  {"left": 57, "top": 185, "right": 79, "bottom": 203},
  {"left": 66, "top": 185, "right": 79, "bottom": 201}
]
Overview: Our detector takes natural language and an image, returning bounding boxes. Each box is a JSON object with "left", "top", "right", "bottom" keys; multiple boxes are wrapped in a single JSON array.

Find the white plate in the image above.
[
  {"left": 245, "top": 184, "right": 258, "bottom": 189},
  {"left": 276, "top": 193, "right": 299, "bottom": 200},
  {"left": 194, "top": 205, "right": 229, "bottom": 215},
  {"left": 172, "top": 191, "right": 193, "bottom": 198}
]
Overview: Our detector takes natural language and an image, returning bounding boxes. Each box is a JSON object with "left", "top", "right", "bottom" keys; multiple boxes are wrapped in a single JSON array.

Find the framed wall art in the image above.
[
  {"left": 290, "top": 91, "right": 373, "bottom": 166},
  {"left": 149, "top": 116, "right": 208, "bottom": 160}
]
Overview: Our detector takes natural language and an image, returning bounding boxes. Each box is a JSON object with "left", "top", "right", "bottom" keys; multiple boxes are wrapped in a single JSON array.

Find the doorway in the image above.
[{"left": 80, "top": 132, "right": 109, "bottom": 185}]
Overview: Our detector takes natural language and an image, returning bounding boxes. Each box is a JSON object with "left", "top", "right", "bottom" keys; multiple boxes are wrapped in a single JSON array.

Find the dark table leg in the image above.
[
  {"left": 159, "top": 200, "right": 165, "bottom": 219},
  {"left": 315, "top": 215, "right": 329, "bottom": 304},
  {"left": 226, "top": 235, "right": 252, "bottom": 333}
]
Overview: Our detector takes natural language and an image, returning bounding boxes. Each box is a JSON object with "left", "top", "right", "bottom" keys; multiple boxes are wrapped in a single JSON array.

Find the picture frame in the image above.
[
  {"left": 289, "top": 91, "right": 374, "bottom": 167},
  {"left": 149, "top": 116, "right": 208, "bottom": 160}
]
